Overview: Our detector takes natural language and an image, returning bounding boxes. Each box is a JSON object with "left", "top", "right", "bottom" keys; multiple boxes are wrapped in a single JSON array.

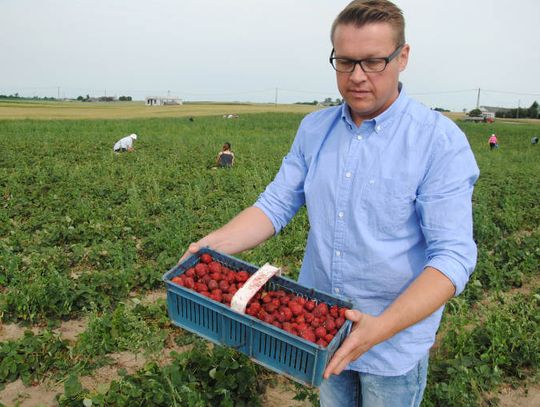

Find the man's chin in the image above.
[{"left": 346, "top": 103, "right": 378, "bottom": 121}]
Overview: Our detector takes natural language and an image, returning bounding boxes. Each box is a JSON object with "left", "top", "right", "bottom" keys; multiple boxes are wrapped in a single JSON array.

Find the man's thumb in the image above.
[{"left": 345, "top": 309, "right": 363, "bottom": 323}]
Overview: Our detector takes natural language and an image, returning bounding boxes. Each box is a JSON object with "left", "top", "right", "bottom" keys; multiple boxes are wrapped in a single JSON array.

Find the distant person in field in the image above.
[
  {"left": 113, "top": 133, "right": 137, "bottom": 153},
  {"left": 488, "top": 133, "right": 498, "bottom": 150},
  {"left": 216, "top": 142, "right": 235, "bottom": 167},
  {"left": 531, "top": 136, "right": 538, "bottom": 145}
]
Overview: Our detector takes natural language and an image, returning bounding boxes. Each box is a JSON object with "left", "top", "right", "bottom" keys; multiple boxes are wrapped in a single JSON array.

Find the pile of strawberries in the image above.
[{"left": 171, "top": 253, "right": 349, "bottom": 347}]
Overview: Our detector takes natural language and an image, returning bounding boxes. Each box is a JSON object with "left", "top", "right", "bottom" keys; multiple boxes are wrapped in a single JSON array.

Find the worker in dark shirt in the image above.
[{"left": 216, "top": 142, "right": 235, "bottom": 167}]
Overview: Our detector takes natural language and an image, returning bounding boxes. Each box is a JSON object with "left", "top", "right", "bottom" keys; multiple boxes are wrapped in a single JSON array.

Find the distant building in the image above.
[
  {"left": 145, "top": 96, "right": 182, "bottom": 106},
  {"left": 479, "top": 106, "right": 497, "bottom": 119},
  {"left": 480, "top": 106, "right": 510, "bottom": 117}
]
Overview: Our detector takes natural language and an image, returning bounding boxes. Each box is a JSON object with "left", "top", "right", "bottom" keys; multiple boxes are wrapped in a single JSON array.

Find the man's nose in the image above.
[{"left": 350, "top": 63, "right": 368, "bottom": 82}]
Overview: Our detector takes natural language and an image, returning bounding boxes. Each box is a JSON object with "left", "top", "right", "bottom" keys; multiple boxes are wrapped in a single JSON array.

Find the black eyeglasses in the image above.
[{"left": 329, "top": 44, "right": 404, "bottom": 73}]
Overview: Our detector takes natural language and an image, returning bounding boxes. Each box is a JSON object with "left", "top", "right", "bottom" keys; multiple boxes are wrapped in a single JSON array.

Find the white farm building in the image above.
[{"left": 145, "top": 96, "right": 183, "bottom": 106}]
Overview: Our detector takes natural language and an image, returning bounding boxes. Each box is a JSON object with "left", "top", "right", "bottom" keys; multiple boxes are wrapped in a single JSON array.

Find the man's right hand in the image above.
[{"left": 178, "top": 242, "right": 203, "bottom": 264}]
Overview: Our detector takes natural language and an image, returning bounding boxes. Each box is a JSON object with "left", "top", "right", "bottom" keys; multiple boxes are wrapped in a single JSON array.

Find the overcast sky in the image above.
[{"left": 1, "top": 0, "right": 539, "bottom": 111}]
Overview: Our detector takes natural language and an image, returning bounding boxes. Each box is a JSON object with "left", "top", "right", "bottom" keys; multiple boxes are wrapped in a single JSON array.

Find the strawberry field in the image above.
[{"left": 0, "top": 112, "right": 539, "bottom": 406}]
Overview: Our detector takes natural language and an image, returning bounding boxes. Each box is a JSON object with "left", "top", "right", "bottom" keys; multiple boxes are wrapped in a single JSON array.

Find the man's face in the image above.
[{"left": 333, "top": 22, "right": 409, "bottom": 125}]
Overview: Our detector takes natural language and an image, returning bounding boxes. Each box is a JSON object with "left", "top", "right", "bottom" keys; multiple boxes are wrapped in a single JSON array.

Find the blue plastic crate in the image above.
[{"left": 163, "top": 247, "right": 353, "bottom": 387}]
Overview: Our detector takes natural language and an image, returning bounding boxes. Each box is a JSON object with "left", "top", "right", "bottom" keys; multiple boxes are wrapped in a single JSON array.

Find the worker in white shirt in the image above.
[{"left": 113, "top": 133, "right": 137, "bottom": 153}]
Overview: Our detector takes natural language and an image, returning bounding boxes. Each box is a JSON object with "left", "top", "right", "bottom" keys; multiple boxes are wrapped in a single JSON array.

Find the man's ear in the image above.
[{"left": 399, "top": 44, "right": 410, "bottom": 72}]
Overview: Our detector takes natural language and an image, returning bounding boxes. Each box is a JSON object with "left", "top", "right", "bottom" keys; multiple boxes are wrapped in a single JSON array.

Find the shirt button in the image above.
[
  {"left": 335, "top": 250, "right": 341, "bottom": 257},
  {"left": 345, "top": 172, "right": 352, "bottom": 178},
  {"left": 357, "top": 135, "right": 363, "bottom": 140},
  {"left": 338, "top": 211, "right": 344, "bottom": 218},
  {"left": 369, "top": 179, "right": 375, "bottom": 184},
  {"left": 376, "top": 125, "right": 381, "bottom": 131},
  {"left": 334, "top": 288, "right": 340, "bottom": 294}
]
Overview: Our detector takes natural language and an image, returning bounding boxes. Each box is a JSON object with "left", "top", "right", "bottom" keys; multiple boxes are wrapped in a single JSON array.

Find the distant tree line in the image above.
[
  {"left": 295, "top": 97, "right": 343, "bottom": 106},
  {"left": 495, "top": 101, "right": 538, "bottom": 119},
  {"left": 0, "top": 93, "right": 57, "bottom": 100},
  {"left": 76, "top": 95, "right": 133, "bottom": 102}
]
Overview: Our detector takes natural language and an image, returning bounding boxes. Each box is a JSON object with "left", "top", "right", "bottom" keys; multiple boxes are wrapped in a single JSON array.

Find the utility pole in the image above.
[
  {"left": 476, "top": 88, "right": 481, "bottom": 109},
  {"left": 57, "top": 86, "right": 60, "bottom": 100},
  {"left": 275, "top": 87, "right": 278, "bottom": 107},
  {"left": 517, "top": 99, "right": 520, "bottom": 119}
]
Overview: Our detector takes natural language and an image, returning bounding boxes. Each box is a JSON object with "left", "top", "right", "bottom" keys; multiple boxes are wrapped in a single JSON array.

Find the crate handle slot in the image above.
[{"left": 231, "top": 263, "right": 281, "bottom": 314}]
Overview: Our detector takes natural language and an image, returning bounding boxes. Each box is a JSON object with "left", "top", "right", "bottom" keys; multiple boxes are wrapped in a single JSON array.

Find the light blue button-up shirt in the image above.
[{"left": 254, "top": 86, "right": 479, "bottom": 375}]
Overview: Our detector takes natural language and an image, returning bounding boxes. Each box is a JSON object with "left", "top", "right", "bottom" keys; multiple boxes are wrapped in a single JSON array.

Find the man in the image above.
[
  {"left": 180, "top": 1, "right": 479, "bottom": 405},
  {"left": 113, "top": 133, "right": 137, "bottom": 153}
]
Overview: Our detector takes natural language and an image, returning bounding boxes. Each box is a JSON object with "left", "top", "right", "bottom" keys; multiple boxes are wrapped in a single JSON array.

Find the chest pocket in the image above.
[{"left": 362, "top": 178, "right": 415, "bottom": 236}]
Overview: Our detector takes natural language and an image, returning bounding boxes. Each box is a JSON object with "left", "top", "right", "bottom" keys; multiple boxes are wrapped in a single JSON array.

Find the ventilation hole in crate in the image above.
[
  {"left": 269, "top": 336, "right": 277, "bottom": 359},
  {"left": 262, "top": 333, "right": 268, "bottom": 354},
  {"left": 175, "top": 296, "right": 182, "bottom": 317},
  {"left": 292, "top": 348, "right": 300, "bottom": 370},
  {"left": 276, "top": 340, "right": 283, "bottom": 362},
  {"left": 300, "top": 351, "right": 309, "bottom": 373}
]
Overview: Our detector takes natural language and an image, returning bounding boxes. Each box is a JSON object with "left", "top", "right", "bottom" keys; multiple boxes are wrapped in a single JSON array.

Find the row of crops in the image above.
[{"left": 1, "top": 113, "right": 539, "bottom": 406}]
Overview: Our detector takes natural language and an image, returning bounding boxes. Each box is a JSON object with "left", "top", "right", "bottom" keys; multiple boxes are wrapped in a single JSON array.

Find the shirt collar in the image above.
[{"left": 341, "top": 82, "right": 408, "bottom": 134}]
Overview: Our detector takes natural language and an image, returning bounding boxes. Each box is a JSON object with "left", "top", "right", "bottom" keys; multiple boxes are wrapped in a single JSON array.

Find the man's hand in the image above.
[
  {"left": 323, "top": 310, "right": 381, "bottom": 379},
  {"left": 178, "top": 242, "right": 203, "bottom": 264}
]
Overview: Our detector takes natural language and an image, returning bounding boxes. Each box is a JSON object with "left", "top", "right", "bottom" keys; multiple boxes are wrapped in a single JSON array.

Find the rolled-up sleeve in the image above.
[
  {"left": 253, "top": 127, "right": 308, "bottom": 235},
  {"left": 416, "top": 123, "right": 480, "bottom": 295}
]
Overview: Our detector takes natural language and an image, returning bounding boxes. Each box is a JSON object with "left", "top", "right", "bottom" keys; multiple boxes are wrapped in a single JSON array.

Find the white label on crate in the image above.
[{"left": 230, "top": 263, "right": 281, "bottom": 314}]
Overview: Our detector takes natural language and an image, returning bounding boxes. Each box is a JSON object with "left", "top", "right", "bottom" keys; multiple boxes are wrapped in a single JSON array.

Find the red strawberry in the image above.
[
  {"left": 315, "top": 326, "right": 327, "bottom": 339},
  {"left": 249, "top": 302, "right": 261, "bottom": 314},
  {"left": 208, "top": 261, "right": 222, "bottom": 274},
  {"left": 184, "top": 277, "right": 195, "bottom": 289},
  {"left": 236, "top": 270, "right": 249, "bottom": 282},
  {"left": 316, "top": 338, "right": 329, "bottom": 347},
  {"left": 304, "top": 300, "right": 316, "bottom": 312},
  {"left": 279, "top": 296, "right": 290, "bottom": 305},
  {"left": 300, "top": 328, "right": 316, "bottom": 343},
  {"left": 289, "top": 302, "right": 303, "bottom": 316},
  {"left": 313, "top": 303, "right": 329, "bottom": 318},
  {"left": 195, "top": 282, "right": 208, "bottom": 292},
  {"left": 262, "top": 293, "right": 272, "bottom": 303},
  {"left": 218, "top": 280, "right": 229, "bottom": 291},
  {"left": 210, "top": 272, "right": 223, "bottom": 282},
  {"left": 304, "top": 312, "right": 315, "bottom": 323},
  {"left": 335, "top": 316, "right": 345, "bottom": 328},
  {"left": 280, "top": 307, "right": 293, "bottom": 321},
  {"left": 324, "top": 319, "right": 336, "bottom": 331},
  {"left": 227, "top": 271, "right": 236, "bottom": 283},
  {"left": 294, "top": 296, "right": 307, "bottom": 306},
  {"left": 264, "top": 303, "right": 277, "bottom": 313},
  {"left": 200, "top": 253, "right": 212, "bottom": 264},
  {"left": 222, "top": 293, "right": 233, "bottom": 304},
  {"left": 195, "top": 263, "right": 209, "bottom": 277}
]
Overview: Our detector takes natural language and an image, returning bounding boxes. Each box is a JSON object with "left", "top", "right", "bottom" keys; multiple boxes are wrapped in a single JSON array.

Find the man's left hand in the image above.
[{"left": 323, "top": 309, "right": 380, "bottom": 379}]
